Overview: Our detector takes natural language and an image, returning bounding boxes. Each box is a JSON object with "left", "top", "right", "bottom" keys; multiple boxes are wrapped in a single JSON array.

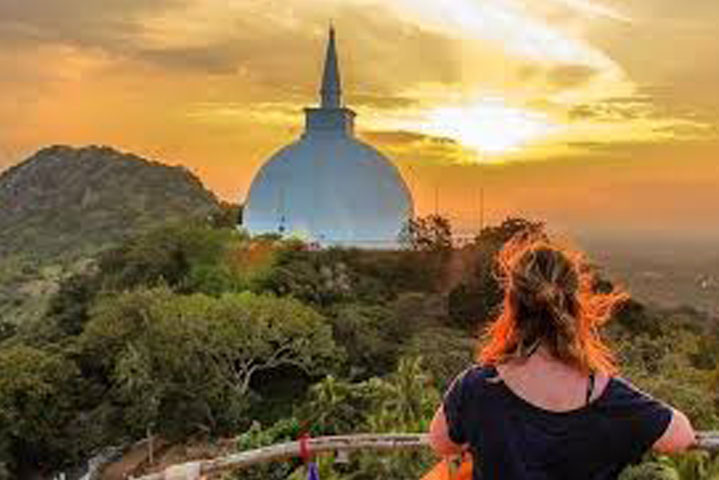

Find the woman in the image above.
[{"left": 429, "top": 234, "right": 695, "bottom": 479}]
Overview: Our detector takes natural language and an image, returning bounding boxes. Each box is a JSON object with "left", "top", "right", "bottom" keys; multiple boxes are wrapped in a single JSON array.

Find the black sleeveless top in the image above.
[{"left": 442, "top": 365, "right": 672, "bottom": 480}]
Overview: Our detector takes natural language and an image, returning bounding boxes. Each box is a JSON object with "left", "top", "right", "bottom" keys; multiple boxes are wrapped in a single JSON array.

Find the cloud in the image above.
[
  {"left": 567, "top": 105, "right": 598, "bottom": 120},
  {"left": 547, "top": 65, "right": 598, "bottom": 89},
  {"left": 390, "top": 0, "right": 621, "bottom": 71},
  {"left": 584, "top": 0, "right": 719, "bottom": 126},
  {"left": 0, "top": 0, "right": 184, "bottom": 48},
  {"left": 629, "top": 0, "right": 719, "bottom": 23},
  {"left": 347, "top": 94, "right": 419, "bottom": 110},
  {"left": 185, "top": 101, "right": 304, "bottom": 127},
  {"left": 567, "top": 98, "right": 649, "bottom": 121},
  {"left": 0, "top": 0, "right": 464, "bottom": 113},
  {"left": 362, "top": 130, "right": 458, "bottom": 146},
  {"left": 541, "top": 0, "right": 631, "bottom": 22},
  {"left": 137, "top": 44, "right": 244, "bottom": 75},
  {"left": 361, "top": 129, "right": 473, "bottom": 166},
  {"left": 554, "top": 95, "right": 716, "bottom": 159},
  {"left": 1, "top": 0, "right": 717, "bottom": 176}
]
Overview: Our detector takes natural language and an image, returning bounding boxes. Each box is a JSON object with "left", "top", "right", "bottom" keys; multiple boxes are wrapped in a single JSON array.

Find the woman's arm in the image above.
[
  {"left": 652, "top": 408, "right": 696, "bottom": 453},
  {"left": 429, "top": 405, "right": 466, "bottom": 456}
]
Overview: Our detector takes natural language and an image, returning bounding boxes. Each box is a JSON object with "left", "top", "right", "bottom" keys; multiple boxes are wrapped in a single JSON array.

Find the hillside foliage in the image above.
[
  {"left": 0, "top": 215, "right": 717, "bottom": 479},
  {"left": 0, "top": 146, "right": 222, "bottom": 261},
  {"left": 0, "top": 145, "right": 230, "bottom": 346}
]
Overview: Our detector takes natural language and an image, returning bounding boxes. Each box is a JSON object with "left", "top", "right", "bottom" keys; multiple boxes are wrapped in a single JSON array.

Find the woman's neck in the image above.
[
  {"left": 504, "top": 345, "right": 587, "bottom": 379},
  {"left": 495, "top": 344, "right": 609, "bottom": 411}
]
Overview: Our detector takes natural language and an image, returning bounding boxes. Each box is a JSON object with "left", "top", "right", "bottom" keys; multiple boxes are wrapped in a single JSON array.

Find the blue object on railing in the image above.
[{"left": 308, "top": 462, "right": 320, "bottom": 480}]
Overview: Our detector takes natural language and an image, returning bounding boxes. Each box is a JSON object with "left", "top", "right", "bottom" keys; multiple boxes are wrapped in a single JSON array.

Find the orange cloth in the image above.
[{"left": 421, "top": 457, "right": 473, "bottom": 480}]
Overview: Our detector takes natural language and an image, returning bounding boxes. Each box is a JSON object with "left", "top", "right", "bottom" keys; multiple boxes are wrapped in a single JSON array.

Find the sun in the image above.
[{"left": 416, "top": 98, "right": 560, "bottom": 157}]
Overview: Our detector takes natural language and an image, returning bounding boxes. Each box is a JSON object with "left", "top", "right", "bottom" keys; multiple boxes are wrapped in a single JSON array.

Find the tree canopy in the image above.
[{"left": 82, "top": 288, "right": 340, "bottom": 437}]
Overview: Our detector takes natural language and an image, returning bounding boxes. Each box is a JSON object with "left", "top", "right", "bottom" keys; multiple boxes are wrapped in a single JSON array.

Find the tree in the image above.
[
  {"left": 206, "top": 201, "right": 243, "bottom": 229},
  {"left": 303, "top": 356, "right": 440, "bottom": 436},
  {"left": 364, "top": 356, "right": 439, "bottom": 433},
  {"left": 98, "top": 225, "right": 193, "bottom": 289},
  {"left": 309, "top": 357, "right": 439, "bottom": 480},
  {"left": 79, "top": 286, "right": 169, "bottom": 377},
  {"left": 447, "top": 217, "right": 545, "bottom": 330},
  {"left": 98, "top": 222, "right": 248, "bottom": 292},
  {"left": 0, "top": 344, "right": 79, "bottom": 471},
  {"left": 257, "top": 248, "right": 355, "bottom": 306},
  {"left": 402, "top": 326, "right": 475, "bottom": 390},
  {"left": 613, "top": 299, "right": 662, "bottom": 337},
  {"left": 330, "top": 304, "right": 400, "bottom": 378},
  {"left": 473, "top": 217, "right": 544, "bottom": 247},
  {"left": 656, "top": 451, "right": 719, "bottom": 480},
  {"left": 448, "top": 281, "right": 493, "bottom": 331},
  {"left": 0, "top": 321, "right": 15, "bottom": 344},
  {"left": 303, "top": 375, "right": 360, "bottom": 435},
  {"left": 618, "top": 462, "right": 679, "bottom": 480},
  {"left": 399, "top": 215, "right": 453, "bottom": 252},
  {"left": 83, "top": 288, "right": 341, "bottom": 437},
  {"left": 614, "top": 326, "right": 719, "bottom": 429},
  {"left": 45, "top": 271, "right": 100, "bottom": 336}
]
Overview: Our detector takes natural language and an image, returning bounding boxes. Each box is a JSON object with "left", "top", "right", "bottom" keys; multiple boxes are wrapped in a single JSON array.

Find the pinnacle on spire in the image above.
[{"left": 320, "top": 25, "right": 342, "bottom": 109}]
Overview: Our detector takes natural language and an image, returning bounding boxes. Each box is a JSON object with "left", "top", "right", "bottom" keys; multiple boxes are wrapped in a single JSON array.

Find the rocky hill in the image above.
[{"left": 0, "top": 145, "right": 221, "bottom": 261}]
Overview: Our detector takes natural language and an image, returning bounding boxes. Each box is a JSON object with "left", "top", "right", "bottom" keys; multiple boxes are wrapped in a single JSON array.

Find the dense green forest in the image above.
[{"left": 0, "top": 211, "right": 717, "bottom": 479}]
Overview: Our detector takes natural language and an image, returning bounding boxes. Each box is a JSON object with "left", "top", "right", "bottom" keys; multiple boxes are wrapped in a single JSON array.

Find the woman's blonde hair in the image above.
[{"left": 479, "top": 232, "right": 628, "bottom": 374}]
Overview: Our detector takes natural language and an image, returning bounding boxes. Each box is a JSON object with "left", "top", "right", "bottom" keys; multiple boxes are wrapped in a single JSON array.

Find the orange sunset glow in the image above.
[{"left": 1, "top": 0, "right": 718, "bottom": 241}]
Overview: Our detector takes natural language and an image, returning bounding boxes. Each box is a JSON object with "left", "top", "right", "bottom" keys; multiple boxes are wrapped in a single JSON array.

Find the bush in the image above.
[
  {"left": 619, "top": 462, "right": 679, "bottom": 480},
  {"left": 45, "top": 272, "right": 100, "bottom": 337},
  {"left": 98, "top": 222, "right": 251, "bottom": 293},
  {"left": 0, "top": 344, "right": 80, "bottom": 471},
  {"left": 402, "top": 327, "right": 475, "bottom": 390},
  {"left": 329, "top": 304, "right": 400, "bottom": 378}
]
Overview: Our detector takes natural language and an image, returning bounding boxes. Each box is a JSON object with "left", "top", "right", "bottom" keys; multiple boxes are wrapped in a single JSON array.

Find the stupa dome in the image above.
[{"left": 242, "top": 27, "right": 413, "bottom": 247}]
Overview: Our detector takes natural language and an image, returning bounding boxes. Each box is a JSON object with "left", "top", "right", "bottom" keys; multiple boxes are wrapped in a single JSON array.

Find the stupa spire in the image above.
[
  {"left": 304, "top": 25, "right": 355, "bottom": 136},
  {"left": 320, "top": 25, "right": 342, "bottom": 109}
]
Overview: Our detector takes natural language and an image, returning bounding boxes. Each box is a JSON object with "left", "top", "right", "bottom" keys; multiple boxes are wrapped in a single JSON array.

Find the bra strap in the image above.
[{"left": 586, "top": 372, "right": 596, "bottom": 405}]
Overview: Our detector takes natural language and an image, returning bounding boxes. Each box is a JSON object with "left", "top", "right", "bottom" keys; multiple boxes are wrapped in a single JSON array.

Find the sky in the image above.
[{"left": 1, "top": 0, "right": 718, "bottom": 243}]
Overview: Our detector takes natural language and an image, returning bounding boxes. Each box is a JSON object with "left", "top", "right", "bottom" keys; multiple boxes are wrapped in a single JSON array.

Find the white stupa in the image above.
[{"left": 242, "top": 27, "right": 414, "bottom": 248}]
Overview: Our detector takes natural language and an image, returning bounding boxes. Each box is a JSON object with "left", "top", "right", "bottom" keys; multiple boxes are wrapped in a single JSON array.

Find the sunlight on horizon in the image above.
[{"left": 416, "top": 98, "right": 561, "bottom": 158}]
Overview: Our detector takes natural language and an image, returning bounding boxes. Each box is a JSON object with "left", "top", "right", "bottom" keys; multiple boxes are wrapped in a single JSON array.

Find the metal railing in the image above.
[{"left": 132, "top": 431, "right": 719, "bottom": 480}]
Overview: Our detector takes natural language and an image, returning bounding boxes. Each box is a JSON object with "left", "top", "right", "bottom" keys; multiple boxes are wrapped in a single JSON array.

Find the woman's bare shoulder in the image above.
[{"left": 590, "top": 371, "right": 611, "bottom": 402}]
